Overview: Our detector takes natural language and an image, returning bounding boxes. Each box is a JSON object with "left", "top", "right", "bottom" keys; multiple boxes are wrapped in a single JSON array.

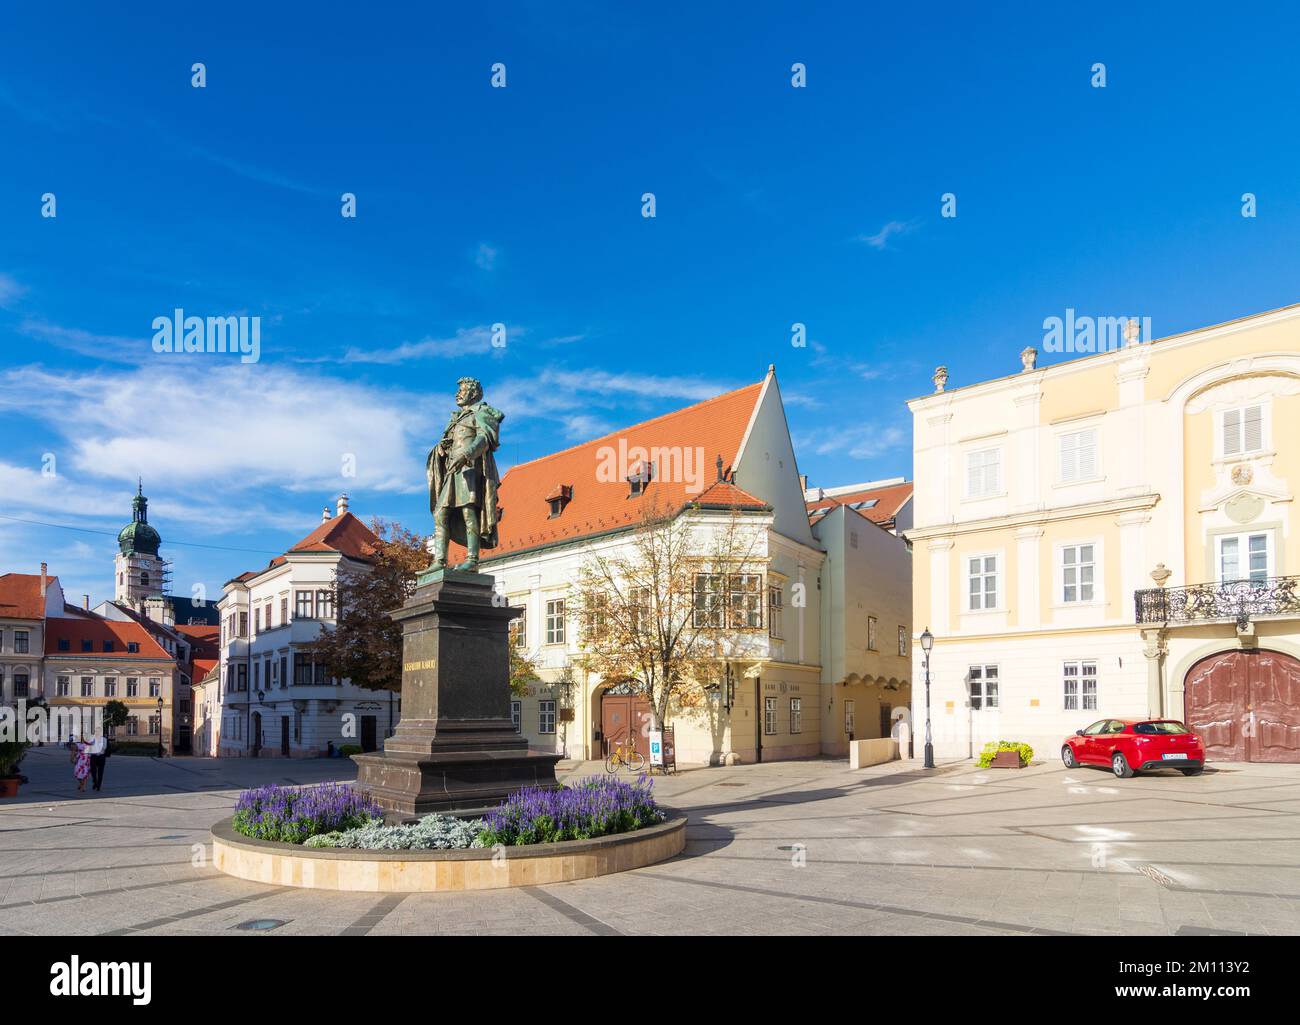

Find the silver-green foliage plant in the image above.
[{"left": 304, "top": 813, "right": 485, "bottom": 850}]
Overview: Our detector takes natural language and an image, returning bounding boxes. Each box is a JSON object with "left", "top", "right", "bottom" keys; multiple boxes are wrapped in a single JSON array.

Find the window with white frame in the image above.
[
  {"left": 969, "top": 665, "right": 999, "bottom": 709},
  {"left": 80, "top": 676, "right": 93, "bottom": 697},
  {"left": 692, "top": 573, "right": 724, "bottom": 628},
  {"left": 629, "top": 586, "right": 651, "bottom": 636},
  {"left": 509, "top": 605, "right": 527, "bottom": 649},
  {"left": 545, "top": 598, "right": 566, "bottom": 645},
  {"left": 844, "top": 699, "right": 855, "bottom": 737},
  {"left": 149, "top": 677, "right": 161, "bottom": 698},
  {"left": 767, "top": 582, "right": 784, "bottom": 639},
  {"left": 539, "top": 700, "right": 556, "bottom": 734},
  {"left": 1063, "top": 660, "right": 1098, "bottom": 711},
  {"left": 728, "top": 574, "right": 763, "bottom": 629},
  {"left": 966, "top": 447, "right": 1002, "bottom": 498},
  {"left": 56, "top": 675, "right": 70, "bottom": 697},
  {"left": 1217, "top": 531, "right": 1272, "bottom": 583},
  {"left": 789, "top": 697, "right": 802, "bottom": 734},
  {"left": 1222, "top": 404, "right": 1263, "bottom": 457},
  {"left": 127, "top": 677, "right": 139, "bottom": 697},
  {"left": 104, "top": 676, "right": 116, "bottom": 697},
  {"left": 510, "top": 699, "right": 521, "bottom": 734},
  {"left": 1058, "top": 428, "right": 1099, "bottom": 483},
  {"left": 763, "top": 696, "right": 777, "bottom": 735},
  {"left": 867, "top": 615, "right": 878, "bottom": 651},
  {"left": 295, "top": 591, "right": 314, "bottom": 619},
  {"left": 1061, "top": 543, "right": 1096, "bottom": 603},
  {"left": 967, "top": 555, "right": 998, "bottom": 611}
]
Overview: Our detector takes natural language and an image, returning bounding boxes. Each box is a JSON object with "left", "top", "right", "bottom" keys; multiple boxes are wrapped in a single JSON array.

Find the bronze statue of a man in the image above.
[{"left": 427, "top": 376, "right": 503, "bottom": 571}]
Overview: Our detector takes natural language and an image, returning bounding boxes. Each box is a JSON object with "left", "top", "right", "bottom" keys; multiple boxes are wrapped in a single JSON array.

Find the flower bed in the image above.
[
  {"left": 481, "top": 774, "right": 665, "bottom": 846},
  {"left": 305, "top": 813, "right": 484, "bottom": 850},
  {"left": 248, "top": 775, "right": 667, "bottom": 850},
  {"left": 232, "top": 783, "right": 382, "bottom": 844}
]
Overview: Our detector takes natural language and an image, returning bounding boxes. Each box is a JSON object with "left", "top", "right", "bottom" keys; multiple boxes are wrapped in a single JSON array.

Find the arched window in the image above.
[{"left": 141, "top": 571, "right": 150, "bottom": 586}]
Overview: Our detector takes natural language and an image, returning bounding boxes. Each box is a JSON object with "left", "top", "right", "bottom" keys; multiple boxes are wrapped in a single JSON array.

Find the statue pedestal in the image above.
[{"left": 352, "top": 568, "right": 561, "bottom": 820}]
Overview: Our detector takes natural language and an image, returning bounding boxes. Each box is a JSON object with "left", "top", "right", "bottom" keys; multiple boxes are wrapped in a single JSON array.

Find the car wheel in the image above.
[
  {"left": 1180, "top": 767, "right": 1203, "bottom": 776},
  {"left": 1061, "top": 745, "right": 1077, "bottom": 768},
  {"left": 1112, "top": 752, "right": 1134, "bottom": 778}
]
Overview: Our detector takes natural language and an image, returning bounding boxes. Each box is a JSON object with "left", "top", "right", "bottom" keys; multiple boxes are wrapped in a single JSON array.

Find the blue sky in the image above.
[{"left": 3, "top": 2, "right": 1299, "bottom": 605}]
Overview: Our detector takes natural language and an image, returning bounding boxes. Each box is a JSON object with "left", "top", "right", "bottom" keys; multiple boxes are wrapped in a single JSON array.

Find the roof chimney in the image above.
[
  {"left": 336, "top": 493, "right": 349, "bottom": 517},
  {"left": 83, "top": 594, "right": 90, "bottom": 610},
  {"left": 40, "top": 562, "right": 47, "bottom": 600},
  {"left": 799, "top": 473, "right": 808, "bottom": 491},
  {"left": 322, "top": 504, "right": 333, "bottom": 523}
]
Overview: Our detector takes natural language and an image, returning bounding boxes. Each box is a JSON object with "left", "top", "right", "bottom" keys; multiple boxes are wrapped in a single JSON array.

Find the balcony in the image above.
[{"left": 1135, "top": 575, "right": 1300, "bottom": 629}]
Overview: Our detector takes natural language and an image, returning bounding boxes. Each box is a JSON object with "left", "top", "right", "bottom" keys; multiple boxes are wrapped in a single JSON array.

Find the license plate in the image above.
[{"left": 1162, "top": 752, "right": 1188, "bottom": 760}]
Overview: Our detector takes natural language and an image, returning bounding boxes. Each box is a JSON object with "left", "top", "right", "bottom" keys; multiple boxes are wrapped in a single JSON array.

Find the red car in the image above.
[{"left": 1061, "top": 718, "right": 1205, "bottom": 778}]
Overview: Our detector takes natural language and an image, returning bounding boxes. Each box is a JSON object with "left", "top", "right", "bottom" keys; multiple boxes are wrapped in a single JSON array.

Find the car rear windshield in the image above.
[{"left": 1133, "top": 721, "right": 1190, "bottom": 735}]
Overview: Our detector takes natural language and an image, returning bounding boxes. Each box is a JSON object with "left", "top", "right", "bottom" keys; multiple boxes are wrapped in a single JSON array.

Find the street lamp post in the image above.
[
  {"left": 920, "top": 627, "right": 935, "bottom": 769},
  {"left": 155, "top": 696, "right": 165, "bottom": 759}
]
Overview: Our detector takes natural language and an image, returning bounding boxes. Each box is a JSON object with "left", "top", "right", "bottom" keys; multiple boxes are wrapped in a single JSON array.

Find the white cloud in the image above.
[
  {"left": 857, "top": 220, "right": 913, "bottom": 250},
  {"left": 0, "top": 363, "right": 432, "bottom": 496},
  {"left": 341, "top": 325, "right": 504, "bottom": 365},
  {"left": 18, "top": 318, "right": 148, "bottom": 363},
  {"left": 0, "top": 272, "right": 28, "bottom": 309},
  {"left": 795, "top": 423, "right": 908, "bottom": 461},
  {"left": 474, "top": 243, "right": 499, "bottom": 271}
]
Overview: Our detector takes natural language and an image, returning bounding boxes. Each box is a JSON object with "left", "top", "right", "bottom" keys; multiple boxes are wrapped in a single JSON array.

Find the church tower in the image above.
[{"left": 115, "top": 481, "right": 166, "bottom": 606}]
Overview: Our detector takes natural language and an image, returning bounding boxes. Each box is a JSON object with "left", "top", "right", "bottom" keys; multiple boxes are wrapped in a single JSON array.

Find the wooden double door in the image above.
[
  {"left": 1185, "top": 649, "right": 1300, "bottom": 763},
  {"left": 600, "top": 693, "right": 653, "bottom": 759}
]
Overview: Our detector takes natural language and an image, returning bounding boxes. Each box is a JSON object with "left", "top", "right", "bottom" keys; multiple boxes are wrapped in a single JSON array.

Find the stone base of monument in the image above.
[{"left": 352, "top": 567, "right": 562, "bottom": 821}]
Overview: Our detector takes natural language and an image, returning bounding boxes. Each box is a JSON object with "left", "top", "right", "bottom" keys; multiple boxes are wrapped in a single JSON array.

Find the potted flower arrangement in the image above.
[
  {"left": 977, "top": 740, "right": 1033, "bottom": 769},
  {"left": 0, "top": 739, "right": 32, "bottom": 797}
]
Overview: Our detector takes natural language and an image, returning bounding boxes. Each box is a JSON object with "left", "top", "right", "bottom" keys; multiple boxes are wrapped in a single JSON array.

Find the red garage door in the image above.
[{"left": 1184, "top": 650, "right": 1300, "bottom": 763}]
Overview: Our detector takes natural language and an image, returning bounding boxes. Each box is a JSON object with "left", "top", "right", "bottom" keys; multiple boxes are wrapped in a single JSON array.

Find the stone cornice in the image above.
[{"left": 906, "top": 493, "right": 1161, "bottom": 542}]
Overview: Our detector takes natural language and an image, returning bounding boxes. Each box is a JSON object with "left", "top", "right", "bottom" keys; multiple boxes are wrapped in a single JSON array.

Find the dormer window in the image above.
[
  {"left": 57, "top": 638, "right": 70, "bottom": 651},
  {"left": 545, "top": 484, "right": 573, "bottom": 518},
  {"left": 127, "top": 642, "right": 140, "bottom": 653},
  {"left": 628, "top": 461, "right": 654, "bottom": 497},
  {"left": 81, "top": 640, "right": 93, "bottom": 652},
  {"left": 103, "top": 640, "right": 114, "bottom": 653}
]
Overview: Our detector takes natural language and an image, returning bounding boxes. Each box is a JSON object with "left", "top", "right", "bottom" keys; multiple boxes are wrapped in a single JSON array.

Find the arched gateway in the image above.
[{"left": 1184, "top": 649, "right": 1300, "bottom": 763}]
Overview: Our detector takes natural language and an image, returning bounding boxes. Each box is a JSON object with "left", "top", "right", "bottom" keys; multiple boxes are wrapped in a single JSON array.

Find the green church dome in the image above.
[{"left": 118, "top": 482, "right": 162, "bottom": 556}]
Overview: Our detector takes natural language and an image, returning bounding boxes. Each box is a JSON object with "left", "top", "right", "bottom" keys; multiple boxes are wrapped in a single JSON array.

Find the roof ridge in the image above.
[{"left": 503, "top": 379, "right": 764, "bottom": 477}]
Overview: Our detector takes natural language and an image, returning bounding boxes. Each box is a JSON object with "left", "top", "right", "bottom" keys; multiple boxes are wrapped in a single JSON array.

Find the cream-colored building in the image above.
[
  {"left": 472, "top": 367, "right": 911, "bottom": 765},
  {"left": 907, "top": 304, "right": 1300, "bottom": 765}
]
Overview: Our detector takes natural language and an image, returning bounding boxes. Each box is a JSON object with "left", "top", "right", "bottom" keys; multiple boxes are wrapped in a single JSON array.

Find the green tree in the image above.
[
  {"left": 308, "top": 518, "right": 429, "bottom": 693},
  {"left": 102, "top": 700, "right": 129, "bottom": 733}
]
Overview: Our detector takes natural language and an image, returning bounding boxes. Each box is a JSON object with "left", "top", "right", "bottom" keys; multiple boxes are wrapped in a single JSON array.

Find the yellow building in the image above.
[{"left": 907, "top": 304, "right": 1300, "bottom": 765}]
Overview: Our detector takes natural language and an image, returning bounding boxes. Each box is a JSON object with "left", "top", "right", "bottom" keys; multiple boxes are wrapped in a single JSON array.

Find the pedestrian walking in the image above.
[
  {"left": 71, "top": 735, "right": 91, "bottom": 792},
  {"left": 89, "top": 733, "right": 110, "bottom": 792}
]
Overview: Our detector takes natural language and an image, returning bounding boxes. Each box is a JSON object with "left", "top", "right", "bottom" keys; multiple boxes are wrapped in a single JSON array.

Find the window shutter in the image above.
[
  {"left": 1223, "top": 408, "right": 1241, "bottom": 455},
  {"left": 1060, "top": 435, "right": 1077, "bottom": 482},
  {"left": 1077, "top": 430, "right": 1097, "bottom": 479},
  {"left": 1243, "top": 405, "right": 1262, "bottom": 452},
  {"left": 967, "top": 455, "right": 981, "bottom": 496},
  {"left": 987, "top": 452, "right": 1000, "bottom": 495}
]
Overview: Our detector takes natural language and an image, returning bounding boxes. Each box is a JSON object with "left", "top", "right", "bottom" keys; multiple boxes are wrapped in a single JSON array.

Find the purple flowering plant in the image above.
[
  {"left": 478, "top": 773, "right": 665, "bottom": 846},
  {"left": 232, "top": 782, "right": 383, "bottom": 844}
]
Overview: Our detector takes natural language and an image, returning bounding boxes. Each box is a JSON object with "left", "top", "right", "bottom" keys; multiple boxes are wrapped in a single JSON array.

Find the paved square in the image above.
[{"left": 3, "top": 746, "right": 1299, "bottom": 935}]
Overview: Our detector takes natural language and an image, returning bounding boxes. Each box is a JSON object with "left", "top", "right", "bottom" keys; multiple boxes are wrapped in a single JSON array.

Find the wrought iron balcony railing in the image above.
[{"left": 1135, "top": 575, "right": 1300, "bottom": 628}]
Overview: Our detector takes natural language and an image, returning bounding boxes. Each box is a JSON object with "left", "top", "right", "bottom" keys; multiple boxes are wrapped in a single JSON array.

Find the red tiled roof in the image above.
[
  {"left": 189, "top": 656, "right": 217, "bottom": 681},
  {"left": 287, "top": 512, "right": 379, "bottom": 559},
  {"left": 230, "top": 512, "right": 380, "bottom": 584},
  {"left": 0, "top": 573, "right": 55, "bottom": 620},
  {"left": 460, "top": 380, "right": 766, "bottom": 562},
  {"left": 806, "top": 481, "right": 913, "bottom": 528},
  {"left": 689, "top": 479, "right": 770, "bottom": 511},
  {"left": 45, "top": 614, "right": 171, "bottom": 660},
  {"left": 177, "top": 624, "right": 219, "bottom": 658}
]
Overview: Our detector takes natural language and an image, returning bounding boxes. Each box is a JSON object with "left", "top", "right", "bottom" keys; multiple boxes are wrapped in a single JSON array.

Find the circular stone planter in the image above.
[{"left": 211, "top": 813, "right": 687, "bottom": 892}]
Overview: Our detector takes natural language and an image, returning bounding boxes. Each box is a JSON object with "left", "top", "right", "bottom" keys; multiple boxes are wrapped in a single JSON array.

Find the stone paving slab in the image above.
[{"left": 2, "top": 746, "right": 1299, "bottom": 935}]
